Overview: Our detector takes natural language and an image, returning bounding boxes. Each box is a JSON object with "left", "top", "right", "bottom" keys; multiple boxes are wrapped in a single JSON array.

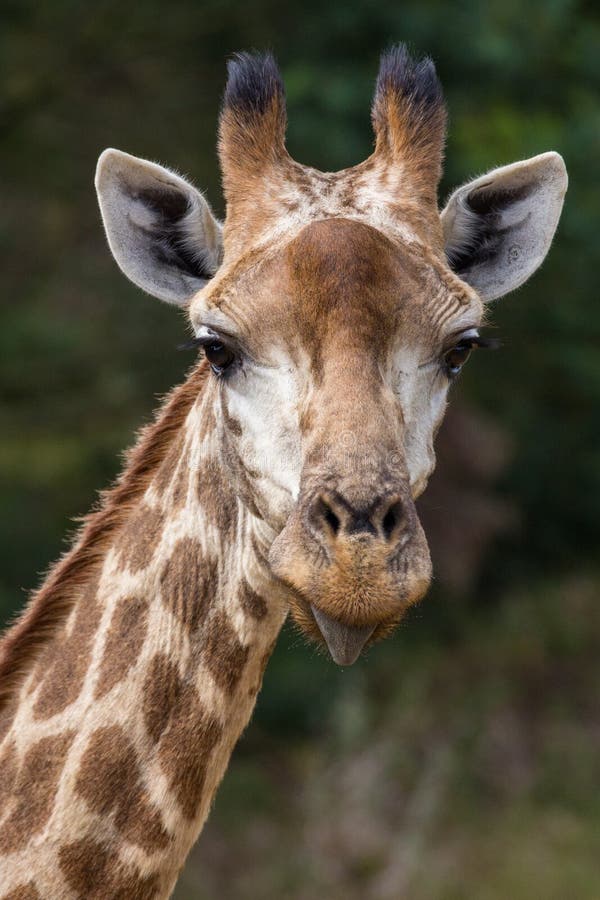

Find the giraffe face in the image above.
[
  {"left": 190, "top": 217, "right": 485, "bottom": 659},
  {"left": 96, "top": 50, "right": 567, "bottom": 663}
]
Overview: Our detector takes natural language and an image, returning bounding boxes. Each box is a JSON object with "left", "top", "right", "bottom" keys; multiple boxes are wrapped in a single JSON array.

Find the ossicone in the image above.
[
  {"left": 219, "top": 51, "right": 288, "bottom": 200},
  {"left": 371, "top": 44, "right": 447, "bottom": 202}
]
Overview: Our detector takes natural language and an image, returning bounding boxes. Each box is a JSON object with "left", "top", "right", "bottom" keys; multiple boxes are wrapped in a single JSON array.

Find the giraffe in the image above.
[{"left": 0, "top": 47, "right": 566, "bottom": 899}]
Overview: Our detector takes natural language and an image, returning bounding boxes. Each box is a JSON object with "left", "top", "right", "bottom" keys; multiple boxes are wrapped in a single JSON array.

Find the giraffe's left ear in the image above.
[
  {"left": 95, "top": 149, "right": 223, "bottom": 306},
  {"left": 441, "top": 152, "right": 567, "bottom": 301}
]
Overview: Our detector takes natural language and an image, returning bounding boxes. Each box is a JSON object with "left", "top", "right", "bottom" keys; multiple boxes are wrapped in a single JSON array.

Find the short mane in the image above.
[{"left": 0, "top": 360, "right": 209, "bottom": 713}]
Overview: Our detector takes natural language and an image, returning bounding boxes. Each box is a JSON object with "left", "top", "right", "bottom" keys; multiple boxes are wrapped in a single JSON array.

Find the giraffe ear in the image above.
[
  {"left": 441, "top": 152, "right": 567, "bottom": 301},
  {"left": 95, "top": 149, "right": 223, "bottom": 306}
]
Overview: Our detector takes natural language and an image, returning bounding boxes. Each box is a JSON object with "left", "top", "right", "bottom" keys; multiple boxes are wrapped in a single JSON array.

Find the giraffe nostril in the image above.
[
  {"left": 311, "top": 492, "right": 409, "bottom": 545},
  {"left": 318, "top": 498, "right": 341, "bottom": 536},
  {"left": 382, "top": 500, "right": 403, "bottom": 540}
]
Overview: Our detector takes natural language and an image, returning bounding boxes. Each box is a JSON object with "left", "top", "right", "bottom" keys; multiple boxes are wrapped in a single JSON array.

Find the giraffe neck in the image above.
[{"left": 0, "top": 369, "right": 288, "bottom": 900}]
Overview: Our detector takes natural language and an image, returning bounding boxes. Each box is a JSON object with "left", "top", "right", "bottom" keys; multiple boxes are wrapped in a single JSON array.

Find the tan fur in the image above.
[{"left": 2, "top": 885, "right": 42, "bottom": 900}]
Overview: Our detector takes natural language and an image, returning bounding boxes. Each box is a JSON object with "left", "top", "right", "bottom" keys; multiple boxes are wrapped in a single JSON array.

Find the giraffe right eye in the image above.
[
  {"left": 441, "top": 329, "right": 501, "bottom": 381},
  {"left": 203, "top": 341, "right": 236, "bottom": 375},
  {"left": 443, "top": 340, "right": 472, "bottom": 379}
]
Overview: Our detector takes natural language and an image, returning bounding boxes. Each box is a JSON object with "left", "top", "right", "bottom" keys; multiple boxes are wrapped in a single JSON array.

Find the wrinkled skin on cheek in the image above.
[
  {"left": 392, "top": 352, "right": 449, "bottom": 498},
  {"left": 218, "top": 362, "right": 303, "bottom": 530}
]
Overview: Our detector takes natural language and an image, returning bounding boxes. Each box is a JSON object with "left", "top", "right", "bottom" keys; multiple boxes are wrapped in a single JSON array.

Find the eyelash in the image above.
[
  {"left": 179, "top": 330, "right": 500, "bottom": 380},
  {"left": 442, "top": 332, "right": 500, "bottom": 380},
  {"left": 179, "top": 334, "right": 238, "bottom": 376}
]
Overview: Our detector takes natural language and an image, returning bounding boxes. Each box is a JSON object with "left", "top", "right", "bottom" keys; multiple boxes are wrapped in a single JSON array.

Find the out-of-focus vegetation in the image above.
[{"left": 1, "top": 0, "right": 598, "bottom": 897}]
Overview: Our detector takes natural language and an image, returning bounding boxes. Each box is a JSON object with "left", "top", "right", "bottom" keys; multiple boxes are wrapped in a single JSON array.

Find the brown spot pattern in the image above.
[
  {"left": 219, "top": 427, "right": 264, "bottom": 521},
  {"left": 0, "top": 731, "right": 74, "bottom": 853},
  {"left": 142, "top": 653, "right": 183, "bottom": 744},
  {"left": 250, "top": 531, "right": 269, "bottom": 564},
  {"left": 27, "top": 641, "right": 60, "bottom": 702},
  {"left": 158, "top": 683, "right": 223, "bottom": 820},
  {"left": 282, "top": 197, "right": 301, "bottom": 213},
  {"left": 203, "top": 611, "right": 249, "bottom": 694},
  {"left": 238, "top": 579, "right": 268, "bottom": 621},
  {"left": 1, "top": 885, "right": 41, "bottom": 900},
  {"left": 198, "top": 404, "right": 216, "bottom": 441},
  {"left": 196, "top": 457, "right": 239, "bottom": 536},
  {"left": 33, "top": 576, "right": 101, "bottom": 720},
  {"left": 59, "top": 837, "right": 159, "bottom": 899},
  {"left": 0, "top": 700, "right": 16, "bottom": 743},
  {"left": 160, "top": 538, "right": 214, "bottom": 633},
  {"left": 0, "top": 739, "right": 18, "bottom": 815},
  {"left": 152, "top": 430, "right": 193, "bottom": 509},
  {"left": 28, "top": 617, "right": 68, "bottom": 690},
  {"left": 249, "top": 641, "right": 277, "bottom": 697},
  {"left": 118, "top": 505, "right": 166, "bottom": 574},
  {"left": 152, "top": 431, "right": 185, "bottom": 497},
  {"left": 170, "top": 458, "right": 190, "bottom": 508},
  {"left": 221, "top": 396, "right": 243, "bottom": 437},
  {"left": 75, "top": 725, "right": 170, "bottom": 853},
  {"left": 95, "top": 595, "right": 149, "bottom": 699}
]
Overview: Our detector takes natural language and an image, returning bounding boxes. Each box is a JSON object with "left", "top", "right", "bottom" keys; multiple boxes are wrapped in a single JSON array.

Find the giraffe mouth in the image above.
[
  {"left": 280, "top": 581, "right": 410, "bottom": 664},
  {"left": 310, "top": 605, "right": 375, "bottom": 665}
]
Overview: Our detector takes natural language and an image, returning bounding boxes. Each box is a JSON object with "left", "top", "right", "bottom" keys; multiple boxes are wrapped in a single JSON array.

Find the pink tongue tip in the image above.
[{"left": 311, "top": 605, "right": 375, "bottom": 666}]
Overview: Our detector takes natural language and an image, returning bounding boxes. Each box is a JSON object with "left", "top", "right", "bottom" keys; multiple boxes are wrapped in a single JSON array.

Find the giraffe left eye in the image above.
[
  {"left": 204, "top": 341, "right": 236, "bottom": 374},
  {"left": 444, "top": 341, "right": 472, "bottom": 379}
]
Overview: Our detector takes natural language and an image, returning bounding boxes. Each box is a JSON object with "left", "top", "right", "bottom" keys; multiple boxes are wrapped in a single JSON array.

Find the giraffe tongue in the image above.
[{"left": 311, "top": 605, "right": 375, "bottom": 666}]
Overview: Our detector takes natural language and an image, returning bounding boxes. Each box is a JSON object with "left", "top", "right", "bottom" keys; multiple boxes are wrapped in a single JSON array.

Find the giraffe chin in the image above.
[
  {"left": 283, "top": 585, "right": 416, "bottom": 665},
  {"left": 269, "top": 522, "right": 432, "bottom": 664}
]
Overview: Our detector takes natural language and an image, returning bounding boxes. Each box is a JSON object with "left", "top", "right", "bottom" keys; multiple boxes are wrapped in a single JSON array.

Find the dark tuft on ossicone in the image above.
[
  {"left": 223, "top": 51, "right": 285, "bottom": 118},
  {"left": 374, "top": 43, "right": 444, "bottom": 115},
  {"left": 371, "top": 43, "right": 447, "bottom": 196}
]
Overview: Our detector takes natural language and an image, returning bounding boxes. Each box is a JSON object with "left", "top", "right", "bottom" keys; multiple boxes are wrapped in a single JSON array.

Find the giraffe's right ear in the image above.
[{"left": 95, "top": 149, "right": 223, "bottom": 306}]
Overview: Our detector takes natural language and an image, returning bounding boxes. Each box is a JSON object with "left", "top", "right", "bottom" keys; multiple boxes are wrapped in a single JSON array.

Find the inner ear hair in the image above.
[
  {"left": 445, "top": 181, "right": 534, "bottom": 274},
  {"left": 131, "top": 184, "right": 221, "bottom": 282},
  {"left": 442, "top": 152, "right": 567, "bottom": 302}
]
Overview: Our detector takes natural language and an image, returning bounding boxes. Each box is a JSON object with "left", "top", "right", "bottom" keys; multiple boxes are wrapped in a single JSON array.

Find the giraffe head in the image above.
[{"left": 95, "top": 48, "right": 567, "bottom": 664}]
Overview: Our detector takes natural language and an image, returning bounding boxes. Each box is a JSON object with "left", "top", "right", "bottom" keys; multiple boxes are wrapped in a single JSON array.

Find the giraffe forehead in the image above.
[
  {"left": 287, "top": 218, "right": 404, "bottom": 295},
  {"left": 284, "top": 218, "right": 428, "bottom": 335},
  {"left": 205, "top": 217, "right": 466, "bottom": 360}
]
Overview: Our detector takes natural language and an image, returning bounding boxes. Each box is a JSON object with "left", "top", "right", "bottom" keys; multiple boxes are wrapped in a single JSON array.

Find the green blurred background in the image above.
[{"left": 1, "top": 1, "right": 599, "bottom": 897}]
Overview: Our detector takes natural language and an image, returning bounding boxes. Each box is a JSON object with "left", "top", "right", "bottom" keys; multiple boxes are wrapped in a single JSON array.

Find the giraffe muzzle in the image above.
[{"left": 268, "top": 481, "right": 432, "bottom": 664}]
